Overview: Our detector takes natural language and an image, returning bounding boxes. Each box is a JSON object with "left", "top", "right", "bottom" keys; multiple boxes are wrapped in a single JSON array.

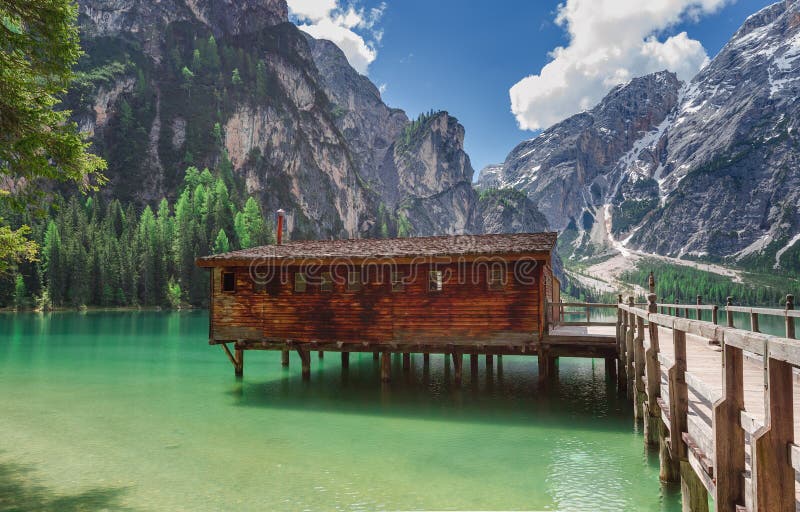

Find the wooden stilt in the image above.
[
  {"left": 645, "top": 294, "right": 662, "bottom": 447},
  {"left": 381, "top": 352, "right": 391, "bottom": 382},
  {"left": 659, "top": 419, "right": 679, "bottom": 482},
  {"left": 341, "top": 352, "right": 350, "bottom": 369},
  {"left": 452, "top": 352, "right": 463, "bottom": 385},
  {"left": 373, "top": 351, "right": 379, "bottom": 360},
  {"left": 234, "top": 348, "right": 244, "bottom": 377},
  {"left": 281, "top": 348, "right": 290, "bottom": 367},
  {"left": 605, "top": 357, "right": 617, "bottom": 381},
  {"left": 680, "top": 461, "right": 709, "bottom": 512},
  {"left": 423, "top": 353, "right": 430, "bottom": 365},
  {"left": 402, "top": 353, "right": 411, "bottom": 372},
  {"left": 470, "top": 354, "right": 479, "bottom": 376},
  {"left": 297, "top": 348, "right": 310, "bottom": 380},
  {"left": 318, "top": 350, "right": 324, "bottom": 359},
  {"left": 486, "top": 354, "right": 494, "bottom": 368}
]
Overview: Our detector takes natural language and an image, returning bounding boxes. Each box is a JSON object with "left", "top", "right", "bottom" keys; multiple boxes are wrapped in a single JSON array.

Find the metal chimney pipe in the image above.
[{"left": 276, "top": 209, "right": 285, "bottom": 245}]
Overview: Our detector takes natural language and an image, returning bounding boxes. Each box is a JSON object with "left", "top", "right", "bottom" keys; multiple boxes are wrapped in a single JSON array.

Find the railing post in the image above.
[
  {"left": 726, "top": 297, "right": 734, "bottom": 328},
  {"left": 712, "top": 305, "right": 718, "bottom": 326},
  {"left": 668, "top": 327, "right": 688, "bottom": 471},
  {"left": 675, "top": 300, "right": 681, "bottom": 318},
  {"left": 634, "top": 312, "right": 646, "bottom": 421},
  {"left": 626, "top": 297, "right": 635, "bottom": 399},
  {"left": 751, "top": 349, "right": 794, "bottom": 511},
  {"left": 712, "top": 336, "right": 745, "bottom": 511},
  {"left": 786, "top": 294, "right": 795, "bottom": 339},
  {"left": 696, "top": 295, "right": 702, "bottom": 321},
  {"left": 644, "top": 294, "right": 661, "bottom": 446},
  {"left": 616, "top": 294, "right": 626, "bottom": 391},
  {"left": 586, "top": 304, "right": 591, "bottom": 324},
  {"left": 648, "top": 270, "right": 655, "bottom": 295},
  {"left": 751, "top": 311, "right": 760, "bottom": 333}
]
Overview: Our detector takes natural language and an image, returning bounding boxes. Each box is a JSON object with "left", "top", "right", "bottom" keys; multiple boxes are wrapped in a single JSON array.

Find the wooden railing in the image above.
[
  {"left": 545, "top": 301, "right": 618, "bottom": 327},
  {"left": 616, "top": 293, "right": 799, "bottom": 512}
]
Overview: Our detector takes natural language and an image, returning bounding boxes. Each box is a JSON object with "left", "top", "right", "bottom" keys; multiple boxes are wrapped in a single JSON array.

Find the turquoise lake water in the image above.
[{"left": 0, "top": 311, "right": 684, "bottom": 511}]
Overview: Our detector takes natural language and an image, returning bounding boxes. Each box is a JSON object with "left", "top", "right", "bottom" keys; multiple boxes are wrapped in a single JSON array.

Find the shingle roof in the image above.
[{"left": 196, "top": 232, "right": 557, "bottom": 266}]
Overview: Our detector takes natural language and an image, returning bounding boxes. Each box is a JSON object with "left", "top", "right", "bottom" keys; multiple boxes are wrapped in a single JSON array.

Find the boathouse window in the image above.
[
  {"left": 391, "top": 271, "right": 404, "bottom": 292},
  {"left": 488, "top": 268, "right": 505, "bottom": 290},
  {"left": 321, "top": 272, "right": 333, "bottom": 292},
  {"left": 347, "top": 270, "right": 362, "bottom": 291},
  {"left": 222, "top": 271, "right": 236, "bottom": 293},
  {"left": 294, "top": 273, "right": 307, "bottom": 292},
  {"left": 429, "top": 270, "right": 443, "bottom": 292}
]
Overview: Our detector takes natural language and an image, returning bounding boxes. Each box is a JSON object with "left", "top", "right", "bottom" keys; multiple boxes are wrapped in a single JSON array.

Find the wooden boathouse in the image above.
[{"left": 194, "top": 225, "right": 618, "bottom": 381}]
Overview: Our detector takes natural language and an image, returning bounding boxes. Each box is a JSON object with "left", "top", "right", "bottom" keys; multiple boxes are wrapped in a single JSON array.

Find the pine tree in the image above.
[{"left": 213, "top": 229, "right": 230, "bottom": 254}]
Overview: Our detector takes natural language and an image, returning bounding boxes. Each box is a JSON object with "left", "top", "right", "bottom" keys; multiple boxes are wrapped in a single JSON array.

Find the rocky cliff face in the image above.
[
  {"left": 481, "top": 0, "right": 800, "bottom": 270},
  {"left": 70, "top": 0, "right": 550, "bottom": 240}
]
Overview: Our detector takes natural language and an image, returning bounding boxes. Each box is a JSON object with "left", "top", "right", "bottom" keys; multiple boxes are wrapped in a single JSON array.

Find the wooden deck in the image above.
[{"left": 616, "top": 297, "right": 800, "bottom": 512}]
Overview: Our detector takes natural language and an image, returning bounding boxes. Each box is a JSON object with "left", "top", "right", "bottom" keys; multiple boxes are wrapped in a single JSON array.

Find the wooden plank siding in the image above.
[{"left": 209, "top": 260, "right": 543, "bottom": 346}]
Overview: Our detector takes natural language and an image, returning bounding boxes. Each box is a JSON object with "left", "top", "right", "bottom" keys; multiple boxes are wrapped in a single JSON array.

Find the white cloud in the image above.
[
  {"left": 287, "top": 0, "right": 386, "bottom": 75},
  {"left": 509, "top": 0, "right": 730, "bottom": 131}
]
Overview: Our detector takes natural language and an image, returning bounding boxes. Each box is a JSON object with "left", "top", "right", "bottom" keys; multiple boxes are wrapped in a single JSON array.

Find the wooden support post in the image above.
[
  {"left": 423, "top": 353, "right": 430, "bottom": 365},
  {"left": 380, "top": 352, "right": 391, "bottom": 382},
  {"left": 711, "top": 305, "right": 718, "bottom": 326},
  {"left": 341, "top": 352, "right": 350, "bottom": 369},
  {"left": 605, "top": 357, "right": 617, "bottom": 381},
  {"left": 626, "top": 297, "right": 635, "bottom": 399},
  {"left": 538, "top": 348, "right": 550, "bottom": 382},
  {"left": 634, "top": 314, "right": 646, "bottom": 420},
  {"left": 281, "top": 348, "right": 290, "bottom": 367},
  {"left": 712, "top": 341, "right": 745, "bottom": 511},
  {"left": 297, "top": 348, "right": 310, "bottom": 380},
  {"left": 373, "top": 351, "right": 380, "bottom": 361},
  {"left": 486, "top": 354, "right": 494, "bottom": 369},
  {"left": 452, "top": 352, "right": 463, "bottom": 385},
  {"left": 660, "top": 418, "right": 680, "bottom": 482},
  {"left": 470, "top": 354, "right": 479, "bottom": 376},
  {"left": 750, "top": 312, "right": 760, "bottom": 333},
  {"left": 751, "top": 355, "right": 794, "bottom": 512},
  {"left": 617, "top": 294, "right": 626, "bottom": 391},
  {"left": 786, "top": 294, "right": 795, "bottom": 339},
  {"left": 680, "top": 460, "right": 709, "bottom": 512},
  {"left": 668, "top": 329, "right": 688, "bottom": 464},
  {"left": 234, "top": 348, "right": 244, "bottom": 377},
  {"left": 318, "top": 350, "right": 324, "bottom": 359},
  {"left": 695, "top": 296, "right": 702, "bottom": 321},
  {"left": 726, "top": 297, "right": 734, "bottom": 328},
  {"left": 402, "top": 353, "right": 411, "bottom": 372},
  {"left": 644, "top": 294, "right": 662, "bottom": 446}
]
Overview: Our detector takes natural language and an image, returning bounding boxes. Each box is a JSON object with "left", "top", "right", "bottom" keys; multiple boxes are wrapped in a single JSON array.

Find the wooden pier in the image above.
[{"left": 612, "top": 292, "right": 800, "bottom": 512}]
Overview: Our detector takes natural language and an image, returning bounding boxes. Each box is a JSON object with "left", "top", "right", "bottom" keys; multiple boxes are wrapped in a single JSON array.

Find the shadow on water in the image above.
[
  {"left": 0, "top": 455, "right": 132, "bottom": 512},
  {"left": 229, "top": 354, "right": 635, "bottom": 433}
]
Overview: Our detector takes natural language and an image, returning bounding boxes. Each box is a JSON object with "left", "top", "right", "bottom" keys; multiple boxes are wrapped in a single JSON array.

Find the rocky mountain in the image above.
[
  {"left": 479, "top": 0, "right": 800, "bottom": 271},
  {"left": 69, "top": 0, "right": 549, "bottom": 241}
]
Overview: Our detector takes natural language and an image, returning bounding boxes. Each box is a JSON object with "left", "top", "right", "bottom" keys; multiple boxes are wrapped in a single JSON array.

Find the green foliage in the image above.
[
  {"left": 621, "top": 258, "right": 798, "bottom": 307},
  {"left": 397, "top": 110, "right": 442, "bottom": 152},
  {"left": 13, "top": 274, "right": 27, "bottom": 309},
  {"left": 231, "top": 68, "right": 242, "bottom": 86},
  {"left": 612, "top": 198, "right": 658, "bottom": 233},
  {"left": 213, "top": 229, "right": 230, "bottom": 254},
  {"left": 1, "top": 167, "right": 273, "bottom": 309},
  {"left": 1, "top": 0, "right": 107, "bottom": 270}
]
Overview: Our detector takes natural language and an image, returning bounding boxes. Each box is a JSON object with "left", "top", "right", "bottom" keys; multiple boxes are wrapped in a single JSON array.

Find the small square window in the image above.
[
  {"left": 489, "top": 268, "right": 505, "bottom": 290},
  {"left": 321, "top": 272, "right": 333, "bottom": 292},
  {"left": 347, "top": 270, "right": 362, "bottom": 291},
  {"left": 294, "top": 273, "right": 307, "bottom": 293},
  {"left": 429, "top": 270, "right": 443, "bottom": 292},
  {"left": 391, "top": 271, "right": 404, "bottom": 292},
  {"left": 222, "top": 272, "right": 236, "bottom": 293}
]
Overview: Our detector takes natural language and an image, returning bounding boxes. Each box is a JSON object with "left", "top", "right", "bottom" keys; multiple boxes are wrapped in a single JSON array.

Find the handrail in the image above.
[{"left": 558, "top": 302, "right": 618, "bottom": 308}]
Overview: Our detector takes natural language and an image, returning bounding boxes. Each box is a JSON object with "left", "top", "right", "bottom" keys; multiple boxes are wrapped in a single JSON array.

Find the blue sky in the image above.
[{"left": 288, "top": 0, "right": 776, "bottom": 174}]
